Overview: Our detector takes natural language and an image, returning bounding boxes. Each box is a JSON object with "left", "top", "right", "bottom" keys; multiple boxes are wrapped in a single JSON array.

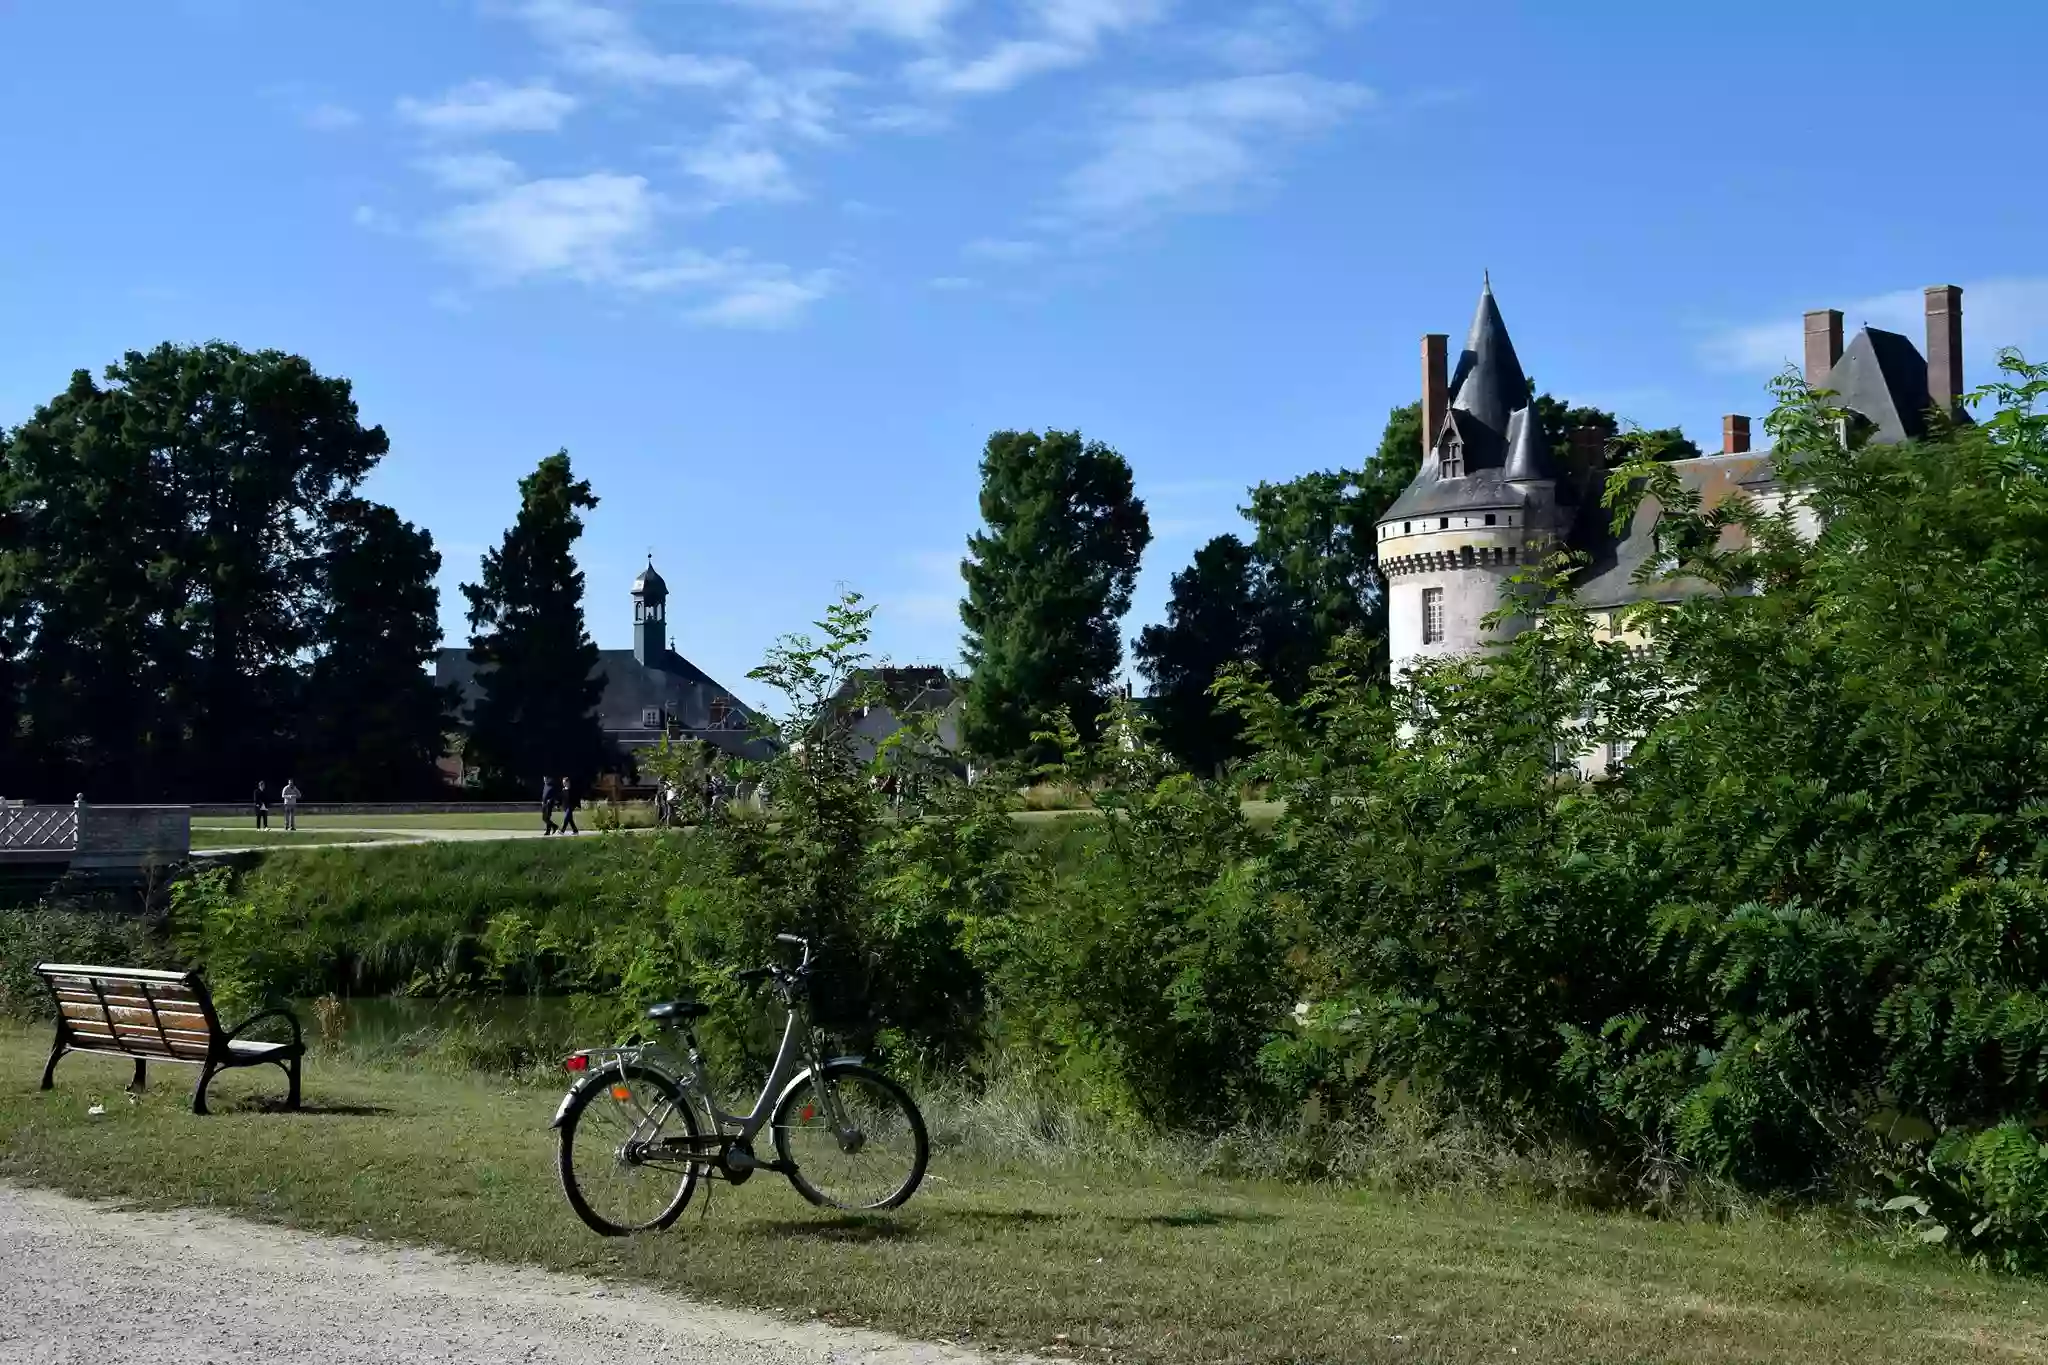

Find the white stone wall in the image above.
[{"left": 1378, "top": 485, "right": 1568, "bottom": 681}]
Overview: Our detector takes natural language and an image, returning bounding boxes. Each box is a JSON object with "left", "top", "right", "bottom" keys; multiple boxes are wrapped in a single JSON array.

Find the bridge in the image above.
[{"left": 0, "top": 801, "right": 191, "bottom": 891}]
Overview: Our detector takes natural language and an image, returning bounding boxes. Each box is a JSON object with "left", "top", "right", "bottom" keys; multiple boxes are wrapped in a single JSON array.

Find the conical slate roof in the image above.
[
  {"left": 1380, "top": 276, "right": 1561, "bottom": 525},
  {"left": 1446, "top": 274, "right": 1529, "bottom": 442}
]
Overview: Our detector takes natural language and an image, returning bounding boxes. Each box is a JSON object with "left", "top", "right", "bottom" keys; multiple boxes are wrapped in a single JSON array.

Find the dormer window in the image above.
[{"left": 1441, "top": 435, "right": 1465, "bottom": 478}]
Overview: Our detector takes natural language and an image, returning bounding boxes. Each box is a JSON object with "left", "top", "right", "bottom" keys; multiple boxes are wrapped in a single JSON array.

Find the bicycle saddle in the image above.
[{"left": 645, "top": 1000, "right": 711, "bottom": 1022}]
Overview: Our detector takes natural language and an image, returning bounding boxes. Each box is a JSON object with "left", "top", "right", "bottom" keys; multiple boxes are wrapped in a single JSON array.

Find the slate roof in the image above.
[
  {"left": 631, "top": 558, "right": 668, "bottom": 597},
  {"left": 1574, "top": 452, "right": 1778, "bottom": 610},
  {"left": 1823, "top": 326, "right": 1967, "bottom": 445},
  {"left": 435, "top": 645, "right": 770, "bottom": 759},
  {"left": 1383, "top": 278, "right": 1560, "bottom": 522}
]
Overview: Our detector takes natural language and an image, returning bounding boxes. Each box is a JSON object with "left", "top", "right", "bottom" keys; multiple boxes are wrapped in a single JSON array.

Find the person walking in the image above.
[
  {"left": 541, "top": 776, "right": 559, "bottom": 836},
  {"left": 252, "top": 780, "right": 269, "bottom": 830},
  {"left": 280, "top": 779, "right": 302, "bottom": 832},
  {"left": 559, "top": 777, "right": 581, "bottom": 836}
]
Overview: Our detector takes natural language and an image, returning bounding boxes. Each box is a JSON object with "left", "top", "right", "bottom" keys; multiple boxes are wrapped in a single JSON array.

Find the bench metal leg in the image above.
[
  {"left": 129, "top": 1058, "right": 147, "bottom": 1093},
  {"left": 284, "top": 1054, "right": 302, "bottom": 1110},
  {"left": 39, "top": 1039, "right": 64, "bottom": 1091},
  {"left": 192, "top": 1062, "right": 217, "bottom": 1116}
]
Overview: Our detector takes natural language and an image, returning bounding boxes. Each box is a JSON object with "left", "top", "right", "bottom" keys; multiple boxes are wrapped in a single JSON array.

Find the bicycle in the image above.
[{"left": 551, "top": 933, "right": 930, "bottom": 1236}]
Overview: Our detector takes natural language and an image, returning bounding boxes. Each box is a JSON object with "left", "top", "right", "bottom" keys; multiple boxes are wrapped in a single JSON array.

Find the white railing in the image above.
[{"left": 0, "top": 803, "right": 80, "bottom": 851}]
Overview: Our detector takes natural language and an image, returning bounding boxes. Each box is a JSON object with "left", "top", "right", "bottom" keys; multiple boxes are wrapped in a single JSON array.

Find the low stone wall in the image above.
[
  {"left": 187, "top": 801, "right": 540, "bottom": 818},
  {"left": 71, "top": 805, "right": 190, "bottom": 871}
]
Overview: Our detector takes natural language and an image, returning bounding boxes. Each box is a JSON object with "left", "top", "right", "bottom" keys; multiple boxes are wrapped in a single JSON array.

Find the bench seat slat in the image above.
[
  {"left": 62, "top": 1026, "right": 212, "bottom": 1057},
  {"left": 59, "top": 1001, "right": 211, "bottom": 1031}
]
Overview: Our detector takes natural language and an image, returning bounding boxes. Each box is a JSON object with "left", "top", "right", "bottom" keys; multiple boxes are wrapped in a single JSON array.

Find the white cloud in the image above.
[
  {"left": 928, "top": 275, "right": 979, "bottom": 290},
  {"left": 516, "top": 0, "right": 754, "bottom": 88},
  {"left": 416, "top": 151, "right": 524, "bottom": 193},
  {"left": 1062, "top": 73, "right": 1369, "bottom": 228},
  {"left": 1699, "top": 277, "right": 2048, "bottom": 376},
  {"left": 396, "top": 79, "right": 577, "bottom": 135},
  {"left": 351, "top": 204, "right": 402, "bottom": 234},
  {"left": 963, "top": 237, "right": 1044, "bottom": 263},
  {"left": 430, "top": 172, "right": 654, "bottom": 281},
  {"left": 719, "top": 0, "right": 962, "bottom": 44},
  {"left": 303, "top": 102, "right": 362, "bottom": 131},
  {"left": 910, "top": 0, "right": 1168, "bottom": 94},
  {"left": 688, "top": 270, "right": 837, "bottom": 327},
  {"left": 683, "top": 132, "right": 800, "bottom": 203}
]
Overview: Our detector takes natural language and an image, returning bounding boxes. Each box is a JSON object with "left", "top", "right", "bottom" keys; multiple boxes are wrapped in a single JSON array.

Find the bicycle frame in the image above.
[{"left": 554, "top": 991, "right": 862, "bottom": 1169}]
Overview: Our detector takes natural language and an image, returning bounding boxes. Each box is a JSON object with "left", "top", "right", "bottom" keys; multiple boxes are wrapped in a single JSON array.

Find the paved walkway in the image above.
[
  {"left": 0, "top": 1183, "right": 1011, "bottom": 1365},
  {"left": 193, "top": 826, "right": 656, "bottom": 855}
]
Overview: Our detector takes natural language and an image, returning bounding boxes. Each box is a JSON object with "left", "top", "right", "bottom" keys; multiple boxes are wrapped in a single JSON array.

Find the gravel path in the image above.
[{"left": 0, "top": 1184, "right": 1011, "bottom": 1365}]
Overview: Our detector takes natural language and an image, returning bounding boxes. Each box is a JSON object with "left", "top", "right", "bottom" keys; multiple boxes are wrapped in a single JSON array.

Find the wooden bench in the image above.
[{"left": 34, "top": 963, "right": 303, "bottom": 1115}]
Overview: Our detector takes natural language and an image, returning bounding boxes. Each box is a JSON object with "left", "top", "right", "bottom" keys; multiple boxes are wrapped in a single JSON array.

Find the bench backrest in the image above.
[{"left": 35, "top": 963, "right": 223, "bottom": 1062}]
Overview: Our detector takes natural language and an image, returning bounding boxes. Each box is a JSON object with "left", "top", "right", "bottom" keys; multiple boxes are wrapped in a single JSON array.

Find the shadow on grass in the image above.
[
  {"left": 758, "top": 1215, "right": 921, "bottom": 1243},
  {"left": 272, "top": 1100, "right": 396, "bottom": 1117},
  {"left": 1115, "top": 1208, "right": 1280, "bottom": 1230}
]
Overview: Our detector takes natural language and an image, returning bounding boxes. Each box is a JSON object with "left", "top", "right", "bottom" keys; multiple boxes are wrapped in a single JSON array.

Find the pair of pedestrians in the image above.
[
  {"left": 252, "top": 779, "right": 302, "bottom": 830},
  {"left": 540, "top": 777, "right": 581, "bottom": 836}
]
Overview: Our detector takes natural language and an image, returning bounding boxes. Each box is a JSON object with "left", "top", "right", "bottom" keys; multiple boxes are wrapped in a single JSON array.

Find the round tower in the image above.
[{"left": 1377, "top": 278, "right": 1572, "bottom": 682}]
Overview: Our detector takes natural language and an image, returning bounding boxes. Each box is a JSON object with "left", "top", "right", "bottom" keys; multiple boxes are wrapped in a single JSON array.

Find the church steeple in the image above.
[{"left": 632, "top": 557, "right": 668, "bottom": 666}]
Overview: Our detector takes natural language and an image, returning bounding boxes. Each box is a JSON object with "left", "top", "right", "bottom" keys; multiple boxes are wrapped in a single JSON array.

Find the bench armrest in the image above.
[{"left": 225, "top": 1007, "right": 303, "bottom": 1050}]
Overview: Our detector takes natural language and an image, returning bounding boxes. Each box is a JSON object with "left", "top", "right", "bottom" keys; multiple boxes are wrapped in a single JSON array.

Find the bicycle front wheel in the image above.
[
  {"left": 557, "top": 1063, "right": 701, "bottom": 1236},
  {"left": 772, "top": 1062, "right": 929, "bottom": 1211}
]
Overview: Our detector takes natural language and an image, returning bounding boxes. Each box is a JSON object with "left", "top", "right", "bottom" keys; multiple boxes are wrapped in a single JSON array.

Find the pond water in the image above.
[{"left": 297, "top": 994, "right": 606, "bottom": 1052}]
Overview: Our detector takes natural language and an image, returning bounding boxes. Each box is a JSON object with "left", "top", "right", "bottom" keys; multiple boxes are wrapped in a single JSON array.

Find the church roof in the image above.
[
  {"left": 435, "top": 645, "right": 770, "bottom": 758},
  {"left": 1573, "top": 452, "right": 1778, "bottom": 610},
  {"left": 632, "top": 557, "right": 668, "bottom": 597}
]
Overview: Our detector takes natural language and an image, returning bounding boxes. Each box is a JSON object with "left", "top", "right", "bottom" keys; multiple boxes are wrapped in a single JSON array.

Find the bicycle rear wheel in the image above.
[
  {"left": 772, "top": 1062, "right": 929, "bottom": 1211},
  {"left": 557, "top": 1063, "right": 701, "bottom": 1235}
]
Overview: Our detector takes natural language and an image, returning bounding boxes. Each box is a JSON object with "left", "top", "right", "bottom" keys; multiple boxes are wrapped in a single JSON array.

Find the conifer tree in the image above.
[
  {"left": 460, "top": 450, "right": 608, "bottom": 794},
  {"left": 960, "top": 429, "right": 1150, "bottom": 760}
]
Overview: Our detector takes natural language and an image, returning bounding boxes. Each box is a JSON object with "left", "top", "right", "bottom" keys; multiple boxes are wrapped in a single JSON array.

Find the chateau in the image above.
[
  {"left": 435, "top": 559, "right": 770, "bottom": 769},
  {"left": 1375, "top": 277, "right": 1970, "bottom": 694}
]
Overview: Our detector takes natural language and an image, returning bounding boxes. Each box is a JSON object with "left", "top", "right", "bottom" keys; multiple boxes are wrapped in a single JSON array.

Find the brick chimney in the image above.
[
  {"left": 1722, "top": 414, "right": 1751, "bottom": 454},
  {"left": 1925, "top": 284, "right": 1963, "bottom": 414},
  {"left": 1803, "top": 309, "right": 1843, "bottom": 388},
  {"left": 1421, "top": 333, "right": 1448, "bottom": 460}
]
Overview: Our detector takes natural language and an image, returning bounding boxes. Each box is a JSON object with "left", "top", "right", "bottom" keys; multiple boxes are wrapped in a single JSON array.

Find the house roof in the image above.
[{"left": 1573, "top": 452, "right": 1778, "bottom": 609}]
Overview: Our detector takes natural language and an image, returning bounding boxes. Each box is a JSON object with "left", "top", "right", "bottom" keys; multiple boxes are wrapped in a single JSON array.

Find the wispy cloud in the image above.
[
  {"left": 418, "top": 167, "right": 834, "bottom": 327},
  {"left": 416, "top": 151, "right": 525, "bottom": 193},
  {"left": 1060, "top": 73, "right": 1369, "bottom": 230},
  {"left": 303, "top": 101, "right": 362, "bottom": 131},
  {"left": 719, "top": 0, "right": 962, "bottom": 45},
  {"left": 516, "top": 0, "right": 754, "bottom": 88},
  {"left": 963, "top": 237, "right": 1044, "bottom": 264},
  {"left": 688, "top": 270, "right": 836, "bottom": 327},
  {"left": 1699, "top": 277, "right": 2048, "bottom": 375},
  {"left": 396, "top": 79, "right": 578, "bottom": 135},
  {"left": 430, "top": 172, "right": 655, "bottom": 282},
  {"left": 928, "top": 275, "right": 979, "bottom": 290},
  {"left": 910, "top": 0, "right": 1168, "bottom": 95},
  {"left": 682, "top": 132, "right": 801, "bottom": 203}
]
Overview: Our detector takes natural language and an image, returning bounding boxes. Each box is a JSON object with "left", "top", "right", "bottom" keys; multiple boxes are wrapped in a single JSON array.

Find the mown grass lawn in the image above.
[
  {"left": 192, "top": 811, "right": 553, "bottom": 832},
  {"left": 189, "top": 827, "right": 409, "bottom": 849},
  {"left": 2, "top": 1026, "right": 2040, "bottom": 1364}
]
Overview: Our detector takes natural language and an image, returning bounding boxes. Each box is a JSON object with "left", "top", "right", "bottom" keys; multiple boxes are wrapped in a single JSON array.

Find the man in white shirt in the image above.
[{"left": 280, "top": 779, "right": 302, "bottom": 832}]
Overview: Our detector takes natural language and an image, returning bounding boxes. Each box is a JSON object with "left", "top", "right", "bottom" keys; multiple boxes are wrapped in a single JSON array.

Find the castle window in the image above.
[
  {"left": 1403, "top": 521, "right": 1411, "bottom": 534},
  {"left": 1439, "top": 517, "right": 1449, "bottom": 530},
  {"left": 640, "top": 706, "right": 661, "bottom": 728},
  {"left": 1443, "top": 436, "right": 1465, "bottom": 478},
  {"left": 1422, "top": 587, "right": 1445, "bottom": 645},
  {"left": 1484, "top": 513, "right": 1496, "bottom": 526}
]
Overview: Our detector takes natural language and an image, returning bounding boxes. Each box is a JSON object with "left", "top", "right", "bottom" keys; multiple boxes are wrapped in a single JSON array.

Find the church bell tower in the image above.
[{"left": 632, "top": 557, "right": 668, "bottom": 666}]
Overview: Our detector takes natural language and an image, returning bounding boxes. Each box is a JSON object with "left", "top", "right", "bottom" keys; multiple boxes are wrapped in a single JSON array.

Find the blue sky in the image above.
[{"left": 3, "top": 0, "right": 2044, "bottom": 705}]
